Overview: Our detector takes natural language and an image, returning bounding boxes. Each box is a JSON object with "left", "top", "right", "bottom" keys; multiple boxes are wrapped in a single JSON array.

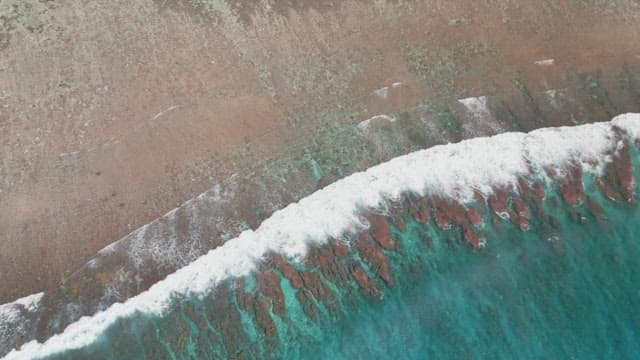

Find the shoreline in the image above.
[{"left": 5, "top": 113, "right": 639, "bottom": 359}]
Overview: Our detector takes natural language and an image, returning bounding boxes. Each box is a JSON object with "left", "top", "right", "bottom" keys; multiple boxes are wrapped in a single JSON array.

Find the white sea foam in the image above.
[
  {"left": 534, "top": 59, "right": 555, "bottom": 66},
  {"left": 0, "top": 293, "right": 43, "bottom": 322},
  {"left": 5, "top": 114, "right": 640, "bottom": 360},
  {"left": 545, "top": 89, "right": 561, "bottom": 108},
  {"left": 458, "top": 96, "right": 490, "bottom": 116},
  {"left": 613, "top": 113, "right": 640, "bottom": 141},
  {"left": 0, "top": 293, "right": 43, "bottom": 355},
  {"left": 458, "top": 96, "right": 503, "bottom": 134},
  {"left": 373, "top": 86, "right": 389, "bottom": 98},
  {"left": 357, "top": 114, "right": 396, "bottom": 132}
]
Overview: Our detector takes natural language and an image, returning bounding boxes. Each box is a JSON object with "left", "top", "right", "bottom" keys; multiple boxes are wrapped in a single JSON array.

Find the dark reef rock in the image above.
[
  {"left": 254, "top": 295, "right": 277, "bottom": 336},
  {"left": 489, "top": 186, "right": 510, "bottom": 218},
  {"left": 367, "top": 214, "right": 395, "bottom": 250},
  {"left": 599, "top": 140, "right": 636, "bottom": 203},
  {"left": 407, "top": 194, "right": 430, "bottom": 224},
  {"left": 357, "top": 232, "right": 394, "bottom": 286},
  {"left": 586, "top": 196, "right": 606, "bottom": 218},
  {"left": 387, "top": 199, "right": 408, "bottom": 231},
  {"left": 206, "top": 285, "right": 248, "bottom": 356},
  {"left": 509, "top": 198, "right": 532, "bottom": 231},
  {"left": 349, "top": 262, "right": 381, "bottom": 299},
  {"left": 331, "top": 239, "right": 350, "bottom": 257},
  {"left": 560, "top": 164, "right": 585, "bottom": 206},
  {"left": 532, "top": 182, "right": 546, "bottom": 202},
  {"left": 296, "top": 289, "right": 319, "bottom": 321},
  {"left": 466, "top": 207, "right": 483, "bottom": 228},
  {"left": 431, "top": 196, "right": 467, "bottom": 230},
  {"left": 463, "top": 227, "right": 485, "bottom": 248},
  {"left": 309, "top": 246, "right": 351, "bottom": 285},
  {"left": 257, "top": 269, "right": 285, "bottom": 316},
  {"left": 273, "top": 255, "right": 304, "bottom": 289},
  {"left": 512, "top": 198, "right": 531, "bottom": 219},
  {"left": 300, "top": 272, "right": 334, "bottom": 304}
]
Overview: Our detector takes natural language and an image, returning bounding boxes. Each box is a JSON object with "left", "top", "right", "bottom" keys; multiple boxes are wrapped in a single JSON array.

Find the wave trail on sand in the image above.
[{"left": 5, "top": 113, "right": 640, "bottom": 359}]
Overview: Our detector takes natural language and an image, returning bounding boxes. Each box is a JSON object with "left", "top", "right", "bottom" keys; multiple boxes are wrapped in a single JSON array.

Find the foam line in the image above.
[
  {"left": 613, "top": 113, "right": 640, "bottom": 141},
  {"left": 0, "top": 293, "right": 43, "bottom": 322},
  {"left": 5, "top": 114, "right": 640, "bottom": 359},
  {"left": 0, "top": 293, "right": 43, "bottom": 356}
]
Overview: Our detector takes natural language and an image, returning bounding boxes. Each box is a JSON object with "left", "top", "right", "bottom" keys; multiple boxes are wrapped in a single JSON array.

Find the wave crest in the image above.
[{"left": 6, "top": 113, "right": 640, "bottom": 360}]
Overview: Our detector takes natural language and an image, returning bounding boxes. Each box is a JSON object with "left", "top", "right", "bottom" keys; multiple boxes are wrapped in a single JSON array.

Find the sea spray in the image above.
[{"left": 5, "top": 114, "right": 640, "bottom": 359}]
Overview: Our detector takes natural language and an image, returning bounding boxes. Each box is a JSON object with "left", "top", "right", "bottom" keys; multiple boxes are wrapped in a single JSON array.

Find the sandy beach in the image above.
[{"left": 2, "top": 0, "right": 640, "bottom": 306}]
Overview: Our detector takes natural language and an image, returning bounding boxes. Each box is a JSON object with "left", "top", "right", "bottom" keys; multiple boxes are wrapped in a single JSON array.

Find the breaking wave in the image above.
[{"left": 5, "top": 114, "right": 640, "bottom": 359}]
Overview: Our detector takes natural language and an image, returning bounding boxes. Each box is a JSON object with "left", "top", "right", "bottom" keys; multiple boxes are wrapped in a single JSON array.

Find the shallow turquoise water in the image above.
[
  {"left": 37, "top": 147, "right": 640, "bottom": 360},
  {"left": 313, "top": 196, "right": 640, "bottom": 359}
]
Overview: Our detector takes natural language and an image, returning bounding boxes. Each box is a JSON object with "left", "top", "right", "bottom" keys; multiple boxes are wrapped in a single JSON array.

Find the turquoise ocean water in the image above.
[{"left": 24, "top": 145, "right": 640, "bottom": 360}]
